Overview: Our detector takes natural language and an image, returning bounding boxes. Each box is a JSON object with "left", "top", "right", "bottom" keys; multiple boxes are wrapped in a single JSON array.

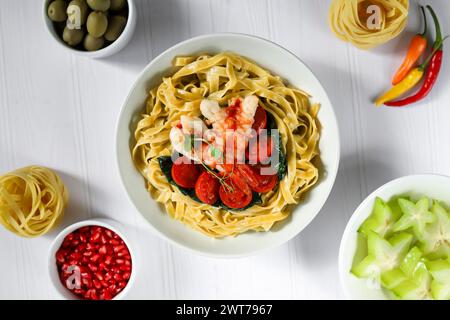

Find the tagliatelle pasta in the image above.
[
  {"left": 329, "top": 0, "right": 409, "bottom": 50},
  {"left": 0, "top": 166, "right": 68, "bottom": 237},
  {"left": 132, "top": 52, "right": 320, "bottom": 237}
]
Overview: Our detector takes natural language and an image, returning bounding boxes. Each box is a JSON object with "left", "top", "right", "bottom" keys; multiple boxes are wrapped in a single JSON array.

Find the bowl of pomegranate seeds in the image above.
[{"left": 48, "top": 219, "right": 135, "bottom": 300}]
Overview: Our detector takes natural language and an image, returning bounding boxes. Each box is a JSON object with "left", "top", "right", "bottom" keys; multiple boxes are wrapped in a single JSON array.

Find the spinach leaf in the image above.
[{"left": 265, "top": 112, "right": 287, "bottom": 180}]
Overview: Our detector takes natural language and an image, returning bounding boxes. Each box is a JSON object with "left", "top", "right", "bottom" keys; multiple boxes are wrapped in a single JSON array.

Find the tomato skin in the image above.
[
  {"left": 219, "top": 174, "right": 252, "bottom": 209},
  {"left": 195, "top": 172, "right": 220, "bottom": 205},
  {"left": 236, "top": 164, "right": 278, "bottom": 193},
  {"left": 248, "top": 135, "right": 273, "bottom": 164},
  {"left": 252, "top": 106, "right": 267, "bottom": 133},
  {"left": 252, "top": 173, "right": 278, "bottom": 193},
  {"left": 171, "top": 157, "right": 201, "bottom": 188}
]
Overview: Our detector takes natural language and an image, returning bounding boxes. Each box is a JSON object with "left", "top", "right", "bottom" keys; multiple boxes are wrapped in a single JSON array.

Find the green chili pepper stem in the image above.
[
  {"left": 419, "top": 36, "right": 448, "bottom": 70},
  {"left": 427, "top": 5, "right": 442, "bottom": 48},
  {"left": 419, "top": 6, "right": 427, "bottom": 37}
]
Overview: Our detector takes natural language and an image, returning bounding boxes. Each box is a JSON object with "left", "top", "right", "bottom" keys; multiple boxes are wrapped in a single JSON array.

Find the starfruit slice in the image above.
[
  {"left": 427, "top": 259, "right": 450, "bottom": 300},
  {"left": 393, "top": 198, "right": 435, "bottom": 239},
  {"left": 420, "top": 201, "right": 450, "bottom": 259},
  {"left": 359, "top": 197, "right": 397, "bottom": 238},
  {"left": 352, "top": 232, "right": 413, "bottom": 278}
]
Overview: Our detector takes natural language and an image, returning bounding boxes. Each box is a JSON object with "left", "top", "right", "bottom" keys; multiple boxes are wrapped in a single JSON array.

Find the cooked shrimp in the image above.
[
  {"left": 200, "top": 95, "right": 259, "bottom": 164},
  {"left": 169, "top": 116, "right": 206, "bottom": 161}
]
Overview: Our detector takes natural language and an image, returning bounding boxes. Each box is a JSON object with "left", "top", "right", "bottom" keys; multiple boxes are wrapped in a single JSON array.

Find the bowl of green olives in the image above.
[{"left": 43, "top": 0, "right": 136, "bottom": 58}]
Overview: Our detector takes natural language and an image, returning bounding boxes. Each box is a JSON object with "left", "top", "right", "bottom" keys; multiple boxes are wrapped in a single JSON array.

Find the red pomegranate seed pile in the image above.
[{"left": 55, "top": 226, "right": 132, "bottom": 300}]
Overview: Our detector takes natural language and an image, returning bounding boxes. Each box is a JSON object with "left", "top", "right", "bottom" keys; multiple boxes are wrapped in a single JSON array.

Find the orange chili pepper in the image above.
[{"left": 392, "top": 6, "right": 428, "bottom": 85}]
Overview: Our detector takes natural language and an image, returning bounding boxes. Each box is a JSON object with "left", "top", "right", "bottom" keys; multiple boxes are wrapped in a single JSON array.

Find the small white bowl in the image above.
[
  {"left": 48, "top": 219, "right": 136, "bottom": 300},
  {"left": 42, "top": 0, "right": 136, "bottom": 58},
  {"left": 116, "top": 33, "right": 340, "bottom": 257},
  {"left": 339, "top": 174, "right": 450, "bottom": 300}
]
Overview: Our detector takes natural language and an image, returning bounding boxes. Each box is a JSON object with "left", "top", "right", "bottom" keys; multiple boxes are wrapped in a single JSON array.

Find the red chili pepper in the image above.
[{"left": 385, "top": 6, "right": 446, "bottom": 107}]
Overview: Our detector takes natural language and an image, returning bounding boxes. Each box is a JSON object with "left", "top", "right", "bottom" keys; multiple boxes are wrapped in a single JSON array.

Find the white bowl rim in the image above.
[
  {"left": 338, "top": 173, "right": 450, "bottom": 300},
  {"left": 42, "top": 0, "right": 136, "bottom": 58},
  {"left": 115, "top": 32, "right": 341, "bottom": 258},
  {"left": 47, "top": 218, "right": 135, "bottom": 300}
]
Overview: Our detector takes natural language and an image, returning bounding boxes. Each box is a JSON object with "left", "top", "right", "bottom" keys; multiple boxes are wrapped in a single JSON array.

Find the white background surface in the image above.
[{"left": 1, "top": 0, "right": 449, "bottom": 299}]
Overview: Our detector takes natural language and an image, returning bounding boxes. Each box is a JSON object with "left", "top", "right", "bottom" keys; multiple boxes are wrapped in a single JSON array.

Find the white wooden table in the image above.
[{"left": 1, "top": 0, "right": 449, "bottom": 299}]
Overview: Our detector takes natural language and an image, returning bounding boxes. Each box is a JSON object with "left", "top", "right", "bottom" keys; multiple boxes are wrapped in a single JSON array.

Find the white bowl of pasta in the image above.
[{"left": 116, "top": 33, "right": 340, "bottom": 257}]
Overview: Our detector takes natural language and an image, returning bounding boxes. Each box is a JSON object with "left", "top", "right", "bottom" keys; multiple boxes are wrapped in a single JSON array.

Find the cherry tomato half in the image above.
[
  {"left": 252, "top": 106, "right": 267, "bottom": 133},
  {"left": 219, "top": 174, "right": 252, "bottom": 209},
  {"left": 171, "top": 156, "right": 201, "bottom": 188},
  {"left": 195, "top": 172, "right": 221, "bottom": 205},
  {"left": 236, "top": 164, "right": 278, "bottom": 193}
]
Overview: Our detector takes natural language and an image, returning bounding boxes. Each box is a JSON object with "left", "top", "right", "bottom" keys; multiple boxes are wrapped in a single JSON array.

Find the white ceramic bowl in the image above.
[
  {"left": 48, "top": 219, "right": 136, "bottom": 300},
  {"left": 339, "top": 174, "right": 450, "bottom": 300},
  {"left": 42, "top": 0, "right": 136, "bottom": 58},
  {"left": 116, "top": 33, "right": 340, "bottom": 257}
]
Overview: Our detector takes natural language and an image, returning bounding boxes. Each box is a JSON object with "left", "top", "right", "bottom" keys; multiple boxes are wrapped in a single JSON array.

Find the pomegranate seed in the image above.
[
  {"left": 104, "top": 256, "right": 112, "bottom": 265},
  {"left": 113, "top": 273, "right": 123, "bottom": 281},
  {"left": 95, "top": 272, "right": 104, "bottom": 281},
  {"left": 118, "top": 281, "right": 127, "bottom": 289},
  {"left": 90, "top": 232, "right": 101, "bottom": 242},
  {"left": 115, "top": 259, "right": 125, "bottom": 265},
  {"left": 101, "top": 235, "right": 108, "bottom": 244},
  {"left": 105, "top": 229, "right": 113, "bottom": 238},
  {"left": 56, "top": 250, "right": 66, "bottom": 264},
  {"left": 74, "top": 288, "right": 85, "bottom": 295},
  {"left": 71, "top": 240, "right": 80, "bottom": 247},
  {"left": 117, "top": 250, "right": 130, "bottom": 258},
  {"left": 88, "top": 263, "right": 98, "bottom": 272},
  {"left": 104, "top": 272, "right": 112, "bottom": 281},
  {"left": 101, "top": 280, "right": 109, "bottom": 288},
  {"left": 83, "top": 251, "right": 93, "bottom": 257},
  {"left": 109, "top": 239, "right": 120, "bottom": 246},
  {"left": 79, "top": 233, "right": 87, "bottom": 243},
  {"left": 113, "top": 233, "right": 120, "bottom": 239},
  {"left": 111, "top": 266, "right": 120, "bottom": 274},
  {"left": 79, "top": 226, "right": 90, "bottom": 233},
  {"left": 86, "top": 243, "right": 95, "bottom": 251},
  {"left": 103, "top": 290, "right": 113, "bottom": 300},
  {"left": 82, "top": 277, "right": 92, "bottom": 287},
  {"left": 99, "top": 245, "right": 107, "bottom": 255},
  {"left": 119, "top": 265, "right": 131, "bottom": 272},
  {"left": 69, "top": 252, "right": 81, "bottom": 260},
  {"left": 124, "top": 260, "right": 131, "bottom": 266},
  {"left": 93, "top": 279, "right": 102, "bottom": 290},
  {"left": 90, "top": 254, "right": 101, "bottom": 263},
  {"left": 113, "top": 245, "right": 126, "bottom": 253},
  {"left": 66, "top": 233, "right": 74, "bottom": 242},
  {"left": 98, "top": 262, "right": 106, "bottom": 271},
  {"left": 81, "top": 272, "right": 92, "bottom": 279},
  {"left": 122, "top": 272, "right": 131, "bottom": 280},
  {"left": 108, "top": 284, "right": 117, "bottom": 293}
]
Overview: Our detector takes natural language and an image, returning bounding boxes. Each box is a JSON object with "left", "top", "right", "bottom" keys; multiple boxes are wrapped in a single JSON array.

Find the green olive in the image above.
[
  {"left": 104, "top": 15, "right": 127, "bottom": 41},
  {"left": 67, "top": 0, "right": 89, "bottom": 26},
  {"left": 86, "top": 11, "right": 108, "bottom": 37},
  {"left": 48, "top": 0, "right": 68, "bottom": 22},
  {"left": 83, "top": 34, "right": 105, "bottom": 51},
  {"left": 62, "top": 26, "right": 85, "bottom": 46},
  {"left": 110, "top": 0, "right": 126, "bottom": 11},
  {"left": 87, "top": 0, "right": 110, "bottom": 11}
]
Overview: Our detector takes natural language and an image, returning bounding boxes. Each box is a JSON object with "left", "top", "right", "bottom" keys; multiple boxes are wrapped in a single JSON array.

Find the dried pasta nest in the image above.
[{"left": 0, "top": 165, "right": 68, "bottom": 237}]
